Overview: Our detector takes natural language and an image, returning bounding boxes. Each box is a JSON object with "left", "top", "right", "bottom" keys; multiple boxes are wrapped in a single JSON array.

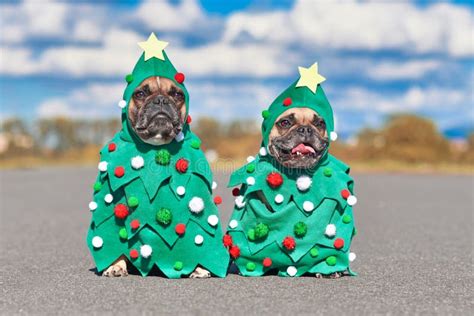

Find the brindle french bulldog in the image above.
[{"left": 102, "top": 76, "right": 210, "bottom": 278}]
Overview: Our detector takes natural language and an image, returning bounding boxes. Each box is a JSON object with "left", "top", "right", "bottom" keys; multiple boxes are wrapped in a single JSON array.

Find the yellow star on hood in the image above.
[
  {"left": 138, "top": 33, "right": 169, "bottom": 61},
  {"left": 296, "top": 62, "right": 326, "bottom": 93}
]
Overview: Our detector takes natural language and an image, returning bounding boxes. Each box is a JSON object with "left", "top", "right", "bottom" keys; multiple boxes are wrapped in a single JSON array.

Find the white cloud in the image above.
[
  {"left": 224, "top": 0, "right": 474, "bottom": 57},
  {"left": 334, "top": 85, "right": 471, "bottom": 114},
  {"left": 367, "top": 60, "right": 442, "bottom": 80},
  {"left": 133, "top": 0, "right": 212, "bottom": 32},
  {"left": 37, "top": 82, "right": 125, "bottom": 118}
]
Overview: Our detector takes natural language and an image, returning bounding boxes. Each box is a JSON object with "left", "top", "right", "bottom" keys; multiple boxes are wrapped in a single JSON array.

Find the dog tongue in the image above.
[{"left": 291, "top": 143, "right": 315, "bottom": 154}]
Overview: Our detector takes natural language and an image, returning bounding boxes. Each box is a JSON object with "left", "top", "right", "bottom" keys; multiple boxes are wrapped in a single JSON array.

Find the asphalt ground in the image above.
[{"left": 1, "top": 167, "right": 473, "bottom": 315}]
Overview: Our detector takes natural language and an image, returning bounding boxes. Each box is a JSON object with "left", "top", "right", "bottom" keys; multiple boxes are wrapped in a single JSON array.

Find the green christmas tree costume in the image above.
[
  {"left": 86, "top": 34, "right": 229, "bottom": 278},
  {"left": 225, "top": 63, "right": 357, "bottom": 277}
]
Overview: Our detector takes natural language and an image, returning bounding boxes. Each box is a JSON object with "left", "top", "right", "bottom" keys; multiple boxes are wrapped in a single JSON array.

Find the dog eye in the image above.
[
  {"left": 173, "top": 91, "right": 184, "bottom": 100},
  {"left": 134, "top": 91, "right": 145, "bottom": 99},
  {"left": 279, "top": 119, "right": 292, "bottom": 128},
  {"left": 314, "top": 119, "right": 326, "bottom": 129}
]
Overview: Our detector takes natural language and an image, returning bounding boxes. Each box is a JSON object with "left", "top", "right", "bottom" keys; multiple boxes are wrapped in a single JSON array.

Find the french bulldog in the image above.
[
  {"left": 102, "top": 76, "right": 211, "bottom": 279},
  {"left": 264, "top": 107, "right": 343, "bottom": 278}
]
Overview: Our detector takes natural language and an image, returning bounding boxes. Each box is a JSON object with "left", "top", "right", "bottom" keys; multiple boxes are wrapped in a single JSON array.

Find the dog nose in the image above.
[
  {"left": 296, "top": 125, "right": 313, "bottom": 137},
  {"left": 152, "top": 95, "right": 170, "bottom": 107}
]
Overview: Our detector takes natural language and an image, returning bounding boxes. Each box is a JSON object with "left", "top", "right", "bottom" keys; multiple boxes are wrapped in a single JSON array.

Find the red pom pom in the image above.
[
  {"left": 341, "top": 189, "right": 350, "bottom": 199},
  {"left": 232, "top": 188, "right": 240, "bottom": 196},
  {"left": 129, "top": 249, "right": 139, "bottom": 259},
  {"left": 214, "top": 196, "right": 223, "bottom": 205},
  {"left": 282, "top": 236, "right": 296, "bottom": 250},
  {"left": 114, "top": 166, "right": 125, "bottom": 178},
  {"left": 334, "top": 238, "right": 344, "bottom": 249},
  {"left": 283, "top": 97, "right": 292, "bottom": 106},
  {"left": 186, "top": 115, "right": 192, "bottom": 124},
  {"left": 175, "top": 223, "right": 186, "bottom": 236},
  {"left": 114, "top": 204, "right": 129, "bottom": 219},
  {"left": 229, "top": 245, "right": 240, "bottom": 259},
  {"left": 130, "top": 219, "right": 140, "bottom": 230},
  {"left": 175, "top": 158, "right": 189, "bottom": 173},
  {"left": 174, "top": 72, "right": 185, "bottom": 84},
  {"left": 108, "top": 143, "right": 116, "bottom": 152},
  {"left": 223, "top": 234, "right": 233, "bottom": 247},
  {"left": 263, "top": 257, "right": 272, "bottom": 267},
  {"left": 266, "top": 172, "right": 283, "bottom": 188}
]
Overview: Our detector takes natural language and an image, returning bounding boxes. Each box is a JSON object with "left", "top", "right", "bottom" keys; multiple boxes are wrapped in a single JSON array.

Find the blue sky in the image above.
[{"left": 0, "top": 0, "right": 472, "bottom": 139}]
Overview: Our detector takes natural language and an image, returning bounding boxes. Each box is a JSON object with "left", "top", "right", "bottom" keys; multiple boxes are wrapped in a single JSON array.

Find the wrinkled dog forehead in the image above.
[
  {"left": 135, "top": 76, "right": 174, "bottom": 93},
  {"left": 275, "top": 108, "right": 320, "bottom": 125}
]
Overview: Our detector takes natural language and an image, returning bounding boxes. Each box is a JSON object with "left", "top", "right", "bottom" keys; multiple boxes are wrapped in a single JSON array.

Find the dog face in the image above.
[
  {"left": 268, "top": 108, "right": 329, "bottom": 169},
  {"left": 128, "top": 76, "right": 186, "bottom": 145}
]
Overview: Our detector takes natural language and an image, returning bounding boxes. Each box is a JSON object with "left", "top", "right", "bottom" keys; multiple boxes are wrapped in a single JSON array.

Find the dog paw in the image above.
[
  {"left": 189, "top": 267, "right": 211, "bottom": 279},
  {"left": 315, "top": 272, "right": 343, "bottom": 279},
  {"left": 102, "top": 261, "right": 128, "bottom": 277}
]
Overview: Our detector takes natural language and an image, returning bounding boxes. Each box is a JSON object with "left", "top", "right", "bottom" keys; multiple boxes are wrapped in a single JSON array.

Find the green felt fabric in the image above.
[
  {"left": 227, "top": 78, "right": 357, "bottom": 277},
  {"left": 86, "top": 49, "right": 229, "bottom": 278}
]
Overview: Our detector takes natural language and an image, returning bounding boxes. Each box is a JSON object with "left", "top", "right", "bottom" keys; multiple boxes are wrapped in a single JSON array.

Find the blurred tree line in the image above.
[{"left": 1, "top": 114, "right": 473, "bottom": 166}]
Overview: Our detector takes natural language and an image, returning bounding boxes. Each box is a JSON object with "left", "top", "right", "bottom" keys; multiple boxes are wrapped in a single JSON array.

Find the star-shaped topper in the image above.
[
  {"left": 138, "top": 32, "right": 169, "bottom": 61},
  {"left": 296, "top": 62, "right": 326, "bottom": 93}
]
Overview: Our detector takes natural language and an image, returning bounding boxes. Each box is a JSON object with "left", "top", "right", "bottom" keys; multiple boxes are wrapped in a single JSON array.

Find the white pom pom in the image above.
[
  {"left": 330, "top": 131, "right": 338, "bottom": 141},
  {"left": 104, "top": 194, "right": 113, "bottom": 204},
  {"left": 228, "top": 219, "right": 238, "bottom": 229},
  {"left": 325, "top": 224, "right": 336, "bottom": 237},
  {"left": 131, "top": 156, "right": 144, "bottom": 170},
  {"left": 349, "top": 252, "right": 356, "bottom": 262},
  {"left": 287, "top": 266, "right": 297, "bottom": 277},
  {"left": 194, "top": 234, "right": 204, "bottom": 245},
  {"left": 303, "top": 201, "right": 314, "bottom": 212},
  {"left": 92, "top": 236, "right": 103, "bottom": 248},
  {"left": 274, "top": 194, "right": 284, "bottom": 204},
  {"left": 212, "top": 181, "right": 217, "bottom": 190},
  {"left": 259, "top": 147, "right": 267, "bottom": 156},
  {"left": 207, "top": 215, "right": 219, "bottom": 226},
  {"left": 188, "top": 197, "right": 205, "bottom": 213},
  {"left": 175, "top": 131, "right": 185, "bottom": 142},
  {"left": 347, "top": 195, "right": 358, "bottom": 206},
  {"left": 176, "top": 186, "right": 186, "bottom": 196},
  {"left": 118, "top": 100, "right": 127, "bottom": 108},
  {"left": 246, "top": 156, "right": 255, "bottom": 163},
  {"left": 140, "top": 244, "right": 152, "bottom": 258},
  {"left": 246, "top": 176, "right": 256, "bottom": 186},
  {"left": 98, "top": 161, "right": 108, "bottom": 172},
  {"left": 235, "top": 196, "right": 246, "bottom": 209},
  {"left": 296, "top": 175, "right": 312, "bottom": 191},
  {"left": 89, "top": 201, "right": 98, "bottom": 211}
]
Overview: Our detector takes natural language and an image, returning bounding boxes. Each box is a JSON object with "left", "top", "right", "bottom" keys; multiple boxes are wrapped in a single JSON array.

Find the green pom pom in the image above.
[
  {"left": 190, "top": 139, "right": 201, "bottom": 149},
  {"left": 173, "top": 261, "right": 183, "bottom": 271},
  {"left": 119, "top": 228, "right": 128, "bottom": 240},
  {"left": 246, "top": 163, "right": 255, "bottom": 173},
  {"left": 254, "top": 223, "right": 269, "bottom": 239},
  {"left": 293, "top": 222, "right": 307, "bottom": 238},
  {"left": 93, "top": 182, "right": 102, "bottom": 192},
  {"left": 323, "top": 168, "right": 332, "bottom": 177},
  {"left": 125, "top": 74, "right": 133, "bottom": 83},
  {"left": 155, "top": 149, "right": 171, "bottom": 165},
  {"left": 310, "top": 247, "right": 319, "bottom": 257},
  {"left": 246, "top": 262, "right": 256, "bottom": 271},
  {"left": 261, "top": 110, "right": 270, "bottom": 119},
  {"left": 128, "top": 196, "right": 139, "bottom": 208},
  {"left": 326, "top": 256, "right": 337, "bottom": 266},
  {"left": 156, "top": 208, "right": 172, "bottom": 225},
  {"left": 342, "top": 214, "right": 352, "bottom": 224},
  {"left": 247, "top": 229, "right": 256, "bottom": 241}
]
